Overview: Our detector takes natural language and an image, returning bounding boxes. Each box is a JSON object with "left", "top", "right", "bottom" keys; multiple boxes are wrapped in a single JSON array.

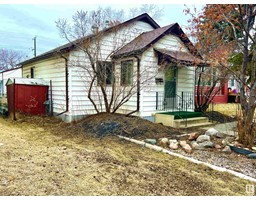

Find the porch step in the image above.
[
  {"left": 174, "top": 117, "right": 213, "bottom": 128},
  {"left": 178, "top": 121, "right": 214, "bottom": 128}
]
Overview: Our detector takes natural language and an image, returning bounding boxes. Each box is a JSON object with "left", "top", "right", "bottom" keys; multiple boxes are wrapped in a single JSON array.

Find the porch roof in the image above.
[{"left": 154, "top": 48, "right": 206, "bottom": 66}]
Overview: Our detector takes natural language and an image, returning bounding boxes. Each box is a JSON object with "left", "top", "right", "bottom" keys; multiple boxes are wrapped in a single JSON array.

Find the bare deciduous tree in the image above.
[
  {"left": 129, "top": 4, "right": 164, "bottom": 21},
  {"left": 0, "top": 49, "right": 25, "bottom": 71},
  {"left": 56, "top": 9, "right": 156, "bottom": 114}
]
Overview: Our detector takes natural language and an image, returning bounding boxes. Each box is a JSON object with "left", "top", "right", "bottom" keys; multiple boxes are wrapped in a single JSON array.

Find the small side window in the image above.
[{"left": 30, "top": 67, "right": 35, "bottom": 78}]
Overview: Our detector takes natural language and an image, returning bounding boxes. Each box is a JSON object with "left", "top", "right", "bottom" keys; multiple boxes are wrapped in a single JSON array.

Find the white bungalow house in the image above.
[{"left": 19, "top": 13, "right": 205, "bottom": 122}]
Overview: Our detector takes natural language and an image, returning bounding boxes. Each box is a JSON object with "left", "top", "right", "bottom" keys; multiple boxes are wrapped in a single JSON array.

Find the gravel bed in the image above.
[{"left": 172, "top": 148, "right": 256, "bottom": 179}]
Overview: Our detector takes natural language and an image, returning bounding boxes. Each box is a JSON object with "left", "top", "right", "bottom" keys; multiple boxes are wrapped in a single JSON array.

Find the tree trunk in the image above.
[{"left": 237, "top": 107, "right": 256, "bottom": 147}]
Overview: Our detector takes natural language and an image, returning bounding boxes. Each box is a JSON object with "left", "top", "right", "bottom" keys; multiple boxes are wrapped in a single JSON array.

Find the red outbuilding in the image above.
[{"left": 6, "top": 78, "right": 49, "bottom": 118}]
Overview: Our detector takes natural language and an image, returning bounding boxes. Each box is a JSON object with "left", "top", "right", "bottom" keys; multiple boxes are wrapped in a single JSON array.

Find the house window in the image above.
[
  {"left": 121, "top": 60, "right": 133, "bottom": 86},
  {"left": 231, "top": 78, "right": 235, "bottom": 87},
  {"left": 97, "top": 61, "right": 113, "bottom": 85},
  {"left": 30, "top": 67, "right": 35, "bottom": 78}
]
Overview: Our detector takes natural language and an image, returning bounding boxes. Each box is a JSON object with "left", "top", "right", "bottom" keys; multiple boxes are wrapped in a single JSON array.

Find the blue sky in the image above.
[{"left": 0, "top": 3, "right": 203, "bottom": 59}]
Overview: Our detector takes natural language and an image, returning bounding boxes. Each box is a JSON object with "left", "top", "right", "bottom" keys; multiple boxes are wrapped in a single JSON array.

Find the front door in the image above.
[{"left": 164, "top": 66, "right": 177, "bottom": 109}]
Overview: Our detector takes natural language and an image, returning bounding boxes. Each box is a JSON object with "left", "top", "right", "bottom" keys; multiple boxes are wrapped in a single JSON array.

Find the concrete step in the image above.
[
  {"left": 174, "top": 117, "right": 214, "bottom": 128},
  {"left": 178, "top": 121, "right": 214, "bottom": 128}
]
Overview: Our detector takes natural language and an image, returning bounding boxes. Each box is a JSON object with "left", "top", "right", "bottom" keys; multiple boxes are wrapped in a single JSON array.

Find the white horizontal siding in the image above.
[
  {"left": 22, "top": 56, "right": 68, "bottom": 115},
  {"left": 0, "top": 68, "right": 22, "bottom": 96},
  {"left": 138, "top": 33, "right": 195, "bottom": 116},
  {"left": 68, "top": 20, "right": 155, "bottom": 118},
  {"left": 154, "top": 34, "right": 189, "bottom": 52}
]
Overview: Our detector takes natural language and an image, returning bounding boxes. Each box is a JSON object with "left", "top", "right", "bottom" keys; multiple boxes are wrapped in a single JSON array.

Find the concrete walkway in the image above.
[{"left": 201, "top": 121, "right": 238, "bottom": 136}]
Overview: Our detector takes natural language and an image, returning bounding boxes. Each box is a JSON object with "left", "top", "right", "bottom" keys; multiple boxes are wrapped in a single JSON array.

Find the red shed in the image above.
[{"left": 6, "top": 78, "right": 49, "bottom": 118}]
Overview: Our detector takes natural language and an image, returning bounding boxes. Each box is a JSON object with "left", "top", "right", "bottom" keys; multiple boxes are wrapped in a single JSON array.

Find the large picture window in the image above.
[
  {"left": 121, "top": 60, "right": 133, "bottom": 86},
  {"left": 97, "top": 61, "right": 113, "bottom": 85}
]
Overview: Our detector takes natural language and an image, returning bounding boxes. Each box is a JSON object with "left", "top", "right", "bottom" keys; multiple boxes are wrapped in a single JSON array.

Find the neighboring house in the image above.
[
  {"left": 195, "top": 83, "right": 229, "bottom": 104},
  {"left": 19, "top": 13, "right": 205, "bottom": 122},
  {"left": 0, "top": 67, "right": 22, "bottom": 97},
  {"left": 194, "top": 67, "right": 229, "bottom": 104},
  {"left": 228, "top": 77, "right": 240, "bottom": 93}
]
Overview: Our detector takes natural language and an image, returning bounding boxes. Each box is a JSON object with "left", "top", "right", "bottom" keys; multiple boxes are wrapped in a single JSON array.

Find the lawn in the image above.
[{"left": 0, "top": 115, "right": 254, "bottom": 196}]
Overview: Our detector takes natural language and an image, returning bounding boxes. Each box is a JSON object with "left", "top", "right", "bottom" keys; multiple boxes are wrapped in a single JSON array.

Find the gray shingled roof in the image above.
[
  {"left": 112, "top": 23, "right": 203, "bottom": 60},
  {"left": 19, "top": 13, "right": 160, "bottom": 66},
  {"left": 112, "top": 24, "right": 175, "bottom": 58}
]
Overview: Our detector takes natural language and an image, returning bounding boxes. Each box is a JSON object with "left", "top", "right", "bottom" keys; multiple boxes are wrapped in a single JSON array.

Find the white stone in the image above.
[
  {"left": 158, "top": 138, "right": 169, "bottom": 147},
  {"left": 216, "top": 132, "right": 225, "bottom": 138},
  {"left": 191, "top": 141, "right": 199, "bottom": 149},
  {"left": 222, "top": 146, "right": 232, "bottom": 153},
  {"left": 222, "top": 139, "right": 228, "bottom": 146},
  {"left": 196, "top": 135, "right": 210, "bottom": 143},
  {"left": 169, "top": 139, "right": 178, "bottom": 144},
  {"left": 214, "top": 144, "right": 222, "bottom": 149},
  {"left": 179, "top": 140, "right": 187, "bottom": 148},
  {"left": 169, "top": 139, "right": 179, "bottom": 150},
  {"left": 169, "top": 143, "right": 179, "bottom": 150},
  {"left": 182, "top": 144, "right": 192, "bottom": 154},
  {"left": 205, "top": 128, "right": 219, "bottom": 136},
  {"left": 198, "top": 141, "right": 214, "bottom": 148}
]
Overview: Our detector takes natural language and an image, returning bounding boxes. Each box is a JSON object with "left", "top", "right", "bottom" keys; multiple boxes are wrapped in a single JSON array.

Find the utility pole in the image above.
[{"left": 32, "top": 36, "right": 37, "bottom": 57}]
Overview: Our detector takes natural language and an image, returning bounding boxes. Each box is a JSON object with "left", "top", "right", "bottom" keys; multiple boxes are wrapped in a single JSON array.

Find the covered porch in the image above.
[{"left": 149, "top": 48, "right": 210, "bottom": 127}]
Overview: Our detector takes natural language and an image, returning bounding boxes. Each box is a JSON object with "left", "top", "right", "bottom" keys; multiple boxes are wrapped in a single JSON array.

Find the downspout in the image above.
[
  {"left": 56, "top": 54, "right": 69, "bottom": 116},
  {"left": 127, "top": 55, "right": 141, "bottom": 116}
]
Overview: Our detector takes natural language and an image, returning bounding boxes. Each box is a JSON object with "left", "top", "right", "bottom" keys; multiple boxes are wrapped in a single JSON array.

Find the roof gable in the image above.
[
  {"left": 19, "top": 13, "right": 160, "bottom": 66},
  {"left": 112, "top": 23, "right": 202, "bottom": 60}
]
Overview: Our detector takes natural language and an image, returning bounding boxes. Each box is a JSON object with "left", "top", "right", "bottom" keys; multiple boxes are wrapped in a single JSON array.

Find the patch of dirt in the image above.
[
  {"left": 80, "top": 112, "right": 194, "bottom": 139},
  {"left": 202, "top": 111, "right": 237, "bottom": 123},
  {"left": 0, "top": 114, "right": 253, "bottom": 195}
]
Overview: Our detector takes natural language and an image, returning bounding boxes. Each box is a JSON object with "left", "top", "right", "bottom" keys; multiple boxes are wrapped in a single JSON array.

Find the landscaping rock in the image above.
[
  {"left": 233, "top": 141, "right": 243, "bottom": 148},
  {"left": 198, "top": 141, "right": 214, "bottom": 148},
  {"left": 205, "top": 128, "right": 218, "bottom": 137},
  {"left": 214, "top": 144, "right": 222, "bottom": 149},
  {"left": 248, "top": 153, "right": 256, "bottom": 159},
  {"left": 182, "top": 144, "right": 192, "bottom": 154},
  {"left": 179, "top": 140, "right": 187, "bottom": 148},
  {"left": 191, "top": 141, "right": 199, "bottom": 149},
  {"left": 169, "top": 140, "right": 179, "bottom": 150},
  {"left": 158, "top": 138, "right": 169, "bottom": 147},
  {"left": 188, "top": 132, "right": 199, "bottom": 141},
  {"left": 221, "top": 139, "right": 228, "bottom": 146},
  {"left": 196, "top": 135, "right": 210, "bottom": 143},
  {"left": 222, "top": 146, "right": 232, "bottom": 153},
  {"left": 169, "top": 139, "right": 178, "bottom": 144},
  {"left": 216, "top": 132, "right": 225, "bottom": 138},
  {"left": 144, "top": 139, "right": 157, "bottom": 145}
]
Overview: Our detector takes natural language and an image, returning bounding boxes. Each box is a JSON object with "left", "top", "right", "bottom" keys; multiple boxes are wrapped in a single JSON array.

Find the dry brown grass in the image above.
[
  {"left": 0, "top": 115, "right": 254, "bottom": 196},
  {"left": 208, "top": 103, "right": 241, "bottom": 117}
]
